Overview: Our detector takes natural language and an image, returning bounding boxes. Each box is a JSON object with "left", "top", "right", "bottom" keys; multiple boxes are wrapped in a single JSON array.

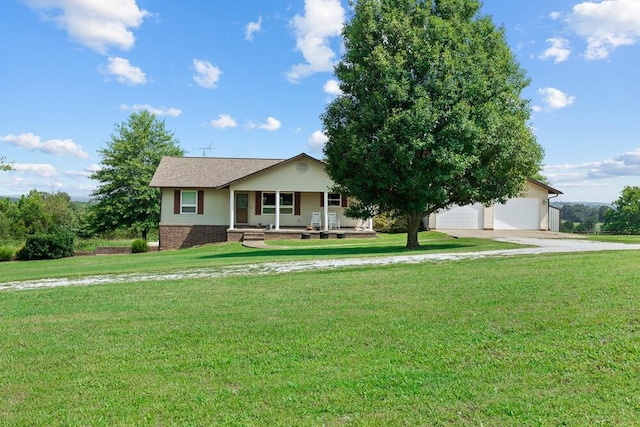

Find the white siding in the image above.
[
  {"left": 231, "top": 159, "right": 333, "bottom": 192},
  {"left": 160, "top": 189, "right": 229, "bottom": 225}
]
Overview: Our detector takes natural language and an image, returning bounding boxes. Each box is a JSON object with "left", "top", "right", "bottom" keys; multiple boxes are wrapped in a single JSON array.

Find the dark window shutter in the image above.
[
  {"left": 320, "top": 192, "right": 324, "bottom": 207},
  {"left": 255, "top": 191, "right": 262, "bottom": 215},
  {"left": 174, "top": 190, "right": 180, "bottom": 214},
  {"left": 341, "top": 195, "right": 348, "bottom": 207},
  {"left": 197, "top": 190, "right": 204, "bottom": 215},
  {"left": 294, "top": 192, "right": 301, "bottom": 215}
]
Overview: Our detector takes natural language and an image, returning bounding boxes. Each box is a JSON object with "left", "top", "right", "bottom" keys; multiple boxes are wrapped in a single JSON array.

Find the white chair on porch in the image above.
[
  {"left": 311, "top": 211, "right": 321, "bottom": 230},
  {"left": 328, "top": 212, "right": 340, "bottom": 229}
]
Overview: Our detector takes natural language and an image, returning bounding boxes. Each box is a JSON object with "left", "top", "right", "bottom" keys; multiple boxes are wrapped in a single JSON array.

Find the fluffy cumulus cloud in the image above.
[
  {"left": 245, "top": 16, "right": 262, "bottom": 41},
  {"left": 307, "top": 130, "right": 328, "bottom": 151},
  {"left": 567, "top": 0, "right": 640, "bottom": 59},
  {"left": 323, "top": 79, "right": 342, "bottom": 96},
  {"left": 12, "top": 163, "right": 58, "bottom": 178},
  {"left": 258, "top": 117, "right": 282, "bottom": 132},
  {"left": 538, "top": 87, "right": 576, "bottom": 109},
  {"left": 104, "top": 56, "right": 146, "bottom": 85},
  {"left": 545, "top": 149, "right": 640, "bottom": 184},
  {"left": 0, "top": 133, "right": 89, "bottom": 158},
  {"left": 120, "top": 104, "right": 182, "bottom": 117},
  {"left": 287, "top": 0, "right": 345, "bottom": 82},
  {"left": 24, "top": 0, "right": 149, "bottom": 53},
  {"left": 539, "top": 37, "right": 571, "bottom": 63},
  {"left": 210, "top": 114, "right": 237, "bottom": 129},
  {"left": 193, "top": 59, "right": 222, "bottom": 89}
]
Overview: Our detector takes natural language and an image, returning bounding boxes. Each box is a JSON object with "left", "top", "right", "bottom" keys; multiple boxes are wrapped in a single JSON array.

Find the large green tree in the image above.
[
  {"left": 322, "top": 0, "right": 544, "bottom": 248},
  {"left": 604, "top": 186, "right": 640, "bottom": 235},
  {"left": 90, "top": 111, "right": 184, "bottom": 239}
]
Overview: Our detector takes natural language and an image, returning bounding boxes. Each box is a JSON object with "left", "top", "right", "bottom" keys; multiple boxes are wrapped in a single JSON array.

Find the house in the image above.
[
  {"left": 149, "top": 153, "right": 375, "bottom": 250},
  {"left": 426, "top": 179, "right": 563, "bottom": 231}
]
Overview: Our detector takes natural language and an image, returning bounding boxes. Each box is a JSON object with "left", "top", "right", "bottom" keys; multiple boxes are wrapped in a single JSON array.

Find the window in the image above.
[
  {"left": 328, "top": 193, "right": 342, "bottom": 206},
  {"left": 262, "top": 192, "right": 294, "bottom": 215},
  {"left": 181, "top": 190, "right": 197, "bottom": 214}
]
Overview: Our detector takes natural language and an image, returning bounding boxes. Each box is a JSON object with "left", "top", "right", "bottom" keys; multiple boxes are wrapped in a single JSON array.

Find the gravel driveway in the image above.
[{"left": 2, "top": 234, "right": 639, "bottom": 292}]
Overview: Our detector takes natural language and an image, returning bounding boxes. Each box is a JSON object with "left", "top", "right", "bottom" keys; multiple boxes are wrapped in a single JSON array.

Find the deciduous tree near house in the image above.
[
  {"left": 90, "top": 111, "right": 184, "bottom": 239},
  {"left": 322, "top": 0, "right": 544, "bottom": 249},
  {"left": 604, "top": 186, "right": 640, "bottom": 235}
]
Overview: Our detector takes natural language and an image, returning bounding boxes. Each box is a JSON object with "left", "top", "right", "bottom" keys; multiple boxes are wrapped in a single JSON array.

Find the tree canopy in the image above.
[
  {"left": 90, "top": 111, "right": 184, "bottom": 239},
  {"left": 604, "top": 186, "right": 640, "bottom": 235},
  {"left": 321, "top": 0, "right": 544, "bottom": 248},
  {"left": 0, "top": 156, "right": 13, "bottom": 171}
]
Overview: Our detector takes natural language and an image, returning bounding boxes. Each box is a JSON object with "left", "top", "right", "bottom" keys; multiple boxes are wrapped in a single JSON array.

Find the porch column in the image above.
[
  {"left": 275, "top": 190, "right": 280, "bottom": 230},
  {"left": 367, "top": 217, "right": 373, "bottom": 231},
  {"left": 323, "top": 192, "right": 329, "bottom": 231},
  {"left": 229, "top": 189, "right": 235, "bottom": 229}
]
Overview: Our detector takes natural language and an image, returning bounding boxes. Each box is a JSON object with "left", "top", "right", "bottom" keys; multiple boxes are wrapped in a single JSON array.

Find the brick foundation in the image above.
[{"left": 159, "top": 225, "right": 228, "bottom": 250}]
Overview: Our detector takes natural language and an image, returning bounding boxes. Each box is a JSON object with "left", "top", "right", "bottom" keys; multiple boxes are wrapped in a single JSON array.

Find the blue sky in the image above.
[{"left": 1, "top": 0, "right": 639, "bottom": 203}]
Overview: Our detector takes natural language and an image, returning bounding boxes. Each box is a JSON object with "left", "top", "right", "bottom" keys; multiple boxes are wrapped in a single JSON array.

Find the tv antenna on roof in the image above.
[{"left": 196, "top": 143, "right": 215, "bottom": 157}]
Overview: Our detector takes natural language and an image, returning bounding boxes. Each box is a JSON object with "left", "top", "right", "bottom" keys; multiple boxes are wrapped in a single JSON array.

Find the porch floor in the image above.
[{"left": 227, "top": 227, "right": 376, "bottom": 242}]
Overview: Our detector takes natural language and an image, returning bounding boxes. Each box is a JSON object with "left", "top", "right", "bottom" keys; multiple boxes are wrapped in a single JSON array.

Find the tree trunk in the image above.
[
  {"left": 142, "top": 228, "right": 148, "bottom": 240},
  {"left": 405, "top": 212, "right": 423, "bottom": 249}
]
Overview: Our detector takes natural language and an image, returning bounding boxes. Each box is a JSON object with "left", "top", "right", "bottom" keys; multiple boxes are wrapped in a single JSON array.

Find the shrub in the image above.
[
  {"left": 374, "top": 212, "right": 426, "bottom": 233},
  {"left": 15, "top": 232, "right": 75, "bottom": 261},
  {"left": 0, "top": 246, "right": 14, "bottom": 262},
  {"left": 131, "top": 239, "right": 148, "bottom": 253}
]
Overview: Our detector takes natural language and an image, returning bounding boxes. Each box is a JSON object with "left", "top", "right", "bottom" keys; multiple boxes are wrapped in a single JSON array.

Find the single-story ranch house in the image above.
[
  {"left": 149, "top": 153, "right": 374, "bottom": 250},
  {"left": 150, "top": 153, "right": 562, "bottom": 250}
]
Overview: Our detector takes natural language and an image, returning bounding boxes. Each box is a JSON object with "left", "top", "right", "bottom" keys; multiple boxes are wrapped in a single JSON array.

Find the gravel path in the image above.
[{"left": 2, "top": 238, "right": 639, "bottom": 292}]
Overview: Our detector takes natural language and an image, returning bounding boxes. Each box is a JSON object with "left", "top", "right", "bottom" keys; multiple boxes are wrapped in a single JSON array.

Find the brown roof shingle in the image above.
[{"left": 150, "top": 154, "right": 325, "bottom": 188}]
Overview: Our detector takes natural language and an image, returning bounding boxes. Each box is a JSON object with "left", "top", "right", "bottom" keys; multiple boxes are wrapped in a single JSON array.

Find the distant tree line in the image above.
[{"left": 558, "top": 203, "right": 611, "bottom": 233}]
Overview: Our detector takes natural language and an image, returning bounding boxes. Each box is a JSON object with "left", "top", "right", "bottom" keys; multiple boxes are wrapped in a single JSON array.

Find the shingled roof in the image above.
[{"left": 149, "top": 153, "right": 322, "bottom": 188}]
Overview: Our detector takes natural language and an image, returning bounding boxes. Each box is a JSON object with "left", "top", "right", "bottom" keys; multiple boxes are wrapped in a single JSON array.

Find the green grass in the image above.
[
  {"left": 0, "top": 232, "right": 524, "bottom": 283},
  {"left": 1, "top": 250, "right": 639, "bottom": 425}
]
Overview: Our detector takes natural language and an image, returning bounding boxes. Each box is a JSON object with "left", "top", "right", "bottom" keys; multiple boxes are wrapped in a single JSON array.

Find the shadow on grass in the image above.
[{"left": 201, "top": 242, "right": 474, "bottom": 260}]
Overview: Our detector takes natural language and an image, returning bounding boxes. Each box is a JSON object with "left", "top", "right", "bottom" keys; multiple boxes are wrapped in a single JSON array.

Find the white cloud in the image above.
[
  {"left": 210, "top": 114, "right": 237, "bottom": 129},
  {"left": 12, "top": 163, "right": 58, "bottom": 178},
  {"left": 258, "top": 117, "right": 282, "bottom": 132},
  {"left": 287, "top": 0, "right": 345, "bottom": 82},
  {"left": 24, "top": 0, "right": 149, "bottom": 53},
  {"left": 0, "top": 133, "right": 89, "bottom": 158},
  {"left": 120, "top": 104, "right": 182, "bottom": 116},
  {"left": 567, "top": 0, "right": 640, "bottom": 60},
  {"left": 323, "top": 79, "right": 342, "bottom": 96},
  {"left": 538, "top": 87, "right": 576, "bottom": 109},
  {"left": 307, "top": 130, "right": 328, "bottom": 151},
  {"left": 539, "top": 37, "right": 571, "bottom": 63},
  {"left": 245, "top": 16, "right": 262, "bottom": 41},
  {"left": 545, "top": 149, "right": 640, "bottom": 181},
  {"left": 104, "top": 56, "right": 146, "bottom": 85},
  {"left": 192, "top": 59, "right": 222, "bottom": 89},
  {"left": 550, "top": 11, "right": 562, "bottom": 20}
]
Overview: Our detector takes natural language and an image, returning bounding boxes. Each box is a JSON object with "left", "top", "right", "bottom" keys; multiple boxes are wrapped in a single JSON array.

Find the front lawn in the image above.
[
  {"left": 1, "top": 250, "right": 639, "bottom": 425},
  {"left": 0, "top": 231, "right": 524, "bottom": 283}
]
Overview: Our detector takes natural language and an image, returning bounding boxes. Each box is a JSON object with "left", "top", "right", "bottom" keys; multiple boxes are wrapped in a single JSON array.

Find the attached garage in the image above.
[
  {"left": 434, "top": 204, "right": 484, "bottom": 229},
  {"left": 427, "top": 179, "right": 563, "bottom": 232},
  {"left": 494, "top": 198, "right": 540, "bottom": 230}
]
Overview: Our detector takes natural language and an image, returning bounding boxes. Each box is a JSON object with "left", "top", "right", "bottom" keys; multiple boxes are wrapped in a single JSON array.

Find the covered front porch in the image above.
[{"left": 227, "top": 189, "right": 374, "bottom": 233}]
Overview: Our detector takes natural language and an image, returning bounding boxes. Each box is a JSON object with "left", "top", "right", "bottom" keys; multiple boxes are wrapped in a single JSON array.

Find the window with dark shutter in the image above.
[{"left": 295, "top": 192, "right": 301, "bottom": 215}]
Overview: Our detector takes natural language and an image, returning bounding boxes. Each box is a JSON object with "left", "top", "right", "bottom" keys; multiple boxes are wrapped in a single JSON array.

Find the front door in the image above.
[{"left": 235, "top": 193, "right": 249, "bottom": 225}]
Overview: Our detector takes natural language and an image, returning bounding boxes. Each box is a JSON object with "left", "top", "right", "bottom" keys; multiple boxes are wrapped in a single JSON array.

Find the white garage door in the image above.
[
  {"left": 436, "top": 204, "right": 484, "bottom": 229},
  {"left": 494, "top": 198, "right": 539, "bottom": 230}
]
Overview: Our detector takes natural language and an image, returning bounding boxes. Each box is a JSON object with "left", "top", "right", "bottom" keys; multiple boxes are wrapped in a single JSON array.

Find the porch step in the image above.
[{"left": 242, "top": 232, "right": 265, "bottom": 241}]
